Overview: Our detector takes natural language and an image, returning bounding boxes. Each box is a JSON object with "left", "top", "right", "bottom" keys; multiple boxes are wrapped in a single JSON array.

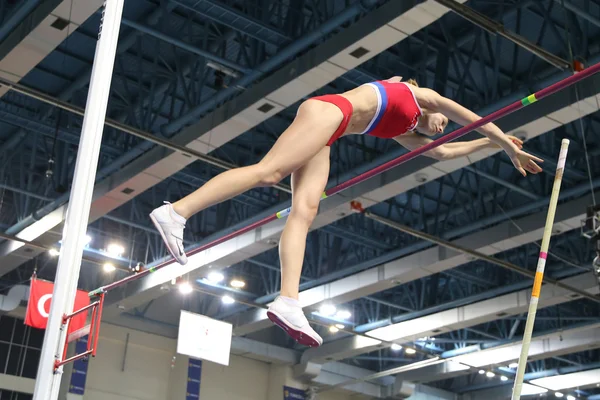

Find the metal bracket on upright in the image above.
[{"left": 53, "top": 294, "right": 105, "bottom": 371}]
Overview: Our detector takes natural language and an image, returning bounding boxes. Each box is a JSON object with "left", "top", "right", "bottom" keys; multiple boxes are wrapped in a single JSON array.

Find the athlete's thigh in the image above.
[
  {"left": 291, "top": 147, "right": 331, "bottom": 207},
  {"left": 261, "top": 101, "right": 341, "bottom": 177}
]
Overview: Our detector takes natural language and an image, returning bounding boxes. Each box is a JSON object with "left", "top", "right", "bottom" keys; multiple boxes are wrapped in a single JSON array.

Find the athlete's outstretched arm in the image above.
[
  {"left": 394, "top": 133, "right": 523, "bottom": 161},
  {"left": 416, "top": 88, "right": 543, "bottom": 176}
]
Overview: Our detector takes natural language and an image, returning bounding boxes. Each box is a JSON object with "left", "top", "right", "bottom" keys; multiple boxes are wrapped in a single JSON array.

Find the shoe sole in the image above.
[
  {"left": 149, "top": 212, "right": 187, "bottom": 265},
  {"left": 267, "top": 309, "right": 322, "bottom": 348}
]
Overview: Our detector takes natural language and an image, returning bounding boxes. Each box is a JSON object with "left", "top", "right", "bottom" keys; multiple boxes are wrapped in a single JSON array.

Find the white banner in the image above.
[{"left": 177, "top": 310, "right": 233, "bottom": 366}]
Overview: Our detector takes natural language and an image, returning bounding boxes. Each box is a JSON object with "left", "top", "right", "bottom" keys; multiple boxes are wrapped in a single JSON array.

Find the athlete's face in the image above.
[{"left": 417, "top": 113, "right": 448, "bottom": 136}]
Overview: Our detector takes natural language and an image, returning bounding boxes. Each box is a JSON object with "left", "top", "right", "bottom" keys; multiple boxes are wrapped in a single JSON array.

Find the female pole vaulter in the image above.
[{"left": 150, "top": 77, "right": 543, "bottom": 347}]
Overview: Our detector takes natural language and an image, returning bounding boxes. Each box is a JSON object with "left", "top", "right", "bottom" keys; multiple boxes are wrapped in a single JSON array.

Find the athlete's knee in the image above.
[
  {"left": 259, "top": 172, "right": 284, "bottom": 187},
  {"left": 255, "top": 164, "right": 285, "bottom": 187},
  {"left": 290, "top": 201, "right": 319, "bottom": 225}
]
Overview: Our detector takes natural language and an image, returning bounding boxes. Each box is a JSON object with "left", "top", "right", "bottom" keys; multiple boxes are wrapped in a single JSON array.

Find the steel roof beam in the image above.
[
  {"left": 0, "top": 25, "right": 239, "bottom": 273},
  {"left": 462, "top": 367, "right": 600, "bottom": 399},
  {"left": 119, "top": 17, "right": 248, "bottom": 74},
  {"left": 560, "top": 0, "right": 600, "bottom": 29},
  {"left": 170, "top": 0, "right": 290, "bottom": 47},
  {"left": 300, "top": 272, "right": 598, "bottom": 365},
  {"left": 161, "top": 0, "right": 387, "bottom": 134},
  {"left": 393, "top": 323, "right": 600, "bottom": 384}
]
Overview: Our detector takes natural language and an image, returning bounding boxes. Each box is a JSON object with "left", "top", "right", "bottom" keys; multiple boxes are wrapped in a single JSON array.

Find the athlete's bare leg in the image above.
[
  {"left": 279, "top": 147, "right": 330, "bottom": 299},
  {"left": 171, "top": 101, "right": 343, "bottom": 219},
  {"left": 264, "top": 147, "right": 331, "bottom": 347}
]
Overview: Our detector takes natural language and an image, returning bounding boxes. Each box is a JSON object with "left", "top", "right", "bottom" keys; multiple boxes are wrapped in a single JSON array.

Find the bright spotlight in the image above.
[
  {"left": 335, "top": 310, "right": 352, "bottom": 320},
  {"left": 567, "top": 395, "right": 576, "bottom": 400},
  {"left": 178, "top": 282, "right": 193, "bottom": 295},
  {"left": 405, "top": 348, "right": 416, "bottom": 355},
  {"left": 222, "top": 295, "right": 235, "bottom": 305},
  {"left": 328, "top": 325, "right": 340, "bottom": 333},
  {"left": 555, "top": 393, "right": 564, "bottom": 398},
  {"left": 230, "top": 279, "right": 246, "bottom": 289},
  {"left": 486, "top": 371, "right": 495, "bottom": 378},
  {"left": 319, "top": 304, "right": 337, "bottom": 317},
  {"left": 478, "top": 370, "right": 485, "bottom": 375},
  {"left": 334, "top": 324, "right": 345, "bottom": 330},
  {"left": 500, "top": 376, "right": 508, "bottom": 382},
  {"left": 103, "top": 263, "right": 116, "bottom": 273},
  {"left": 49, "top": 248, "right": 60, "bottom": 257},
  {"left": 391, "top": 344, "right": 402, "bottom": 351},
  {"left": 207, "top": 271, "right": 225, "bottom": 284},
  {"left": 509, "top": 362, "right": 519, "bottom": 369},
  {"left": 84, "top": 234, "right": 92, "bottom": 246},
  {"left": 106, "top": 243, "right": 125, "bottom": 257}
]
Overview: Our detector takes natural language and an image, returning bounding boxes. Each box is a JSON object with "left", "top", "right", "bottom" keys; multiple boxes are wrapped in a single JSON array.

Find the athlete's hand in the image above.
[{"left": 508, "top": 148, "right": 544, "bottom": 176}]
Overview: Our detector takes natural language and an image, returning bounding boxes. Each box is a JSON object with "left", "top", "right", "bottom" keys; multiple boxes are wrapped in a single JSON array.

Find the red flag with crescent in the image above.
[{"left": 25, "top": 278, "right": 90, "bottom": 334}]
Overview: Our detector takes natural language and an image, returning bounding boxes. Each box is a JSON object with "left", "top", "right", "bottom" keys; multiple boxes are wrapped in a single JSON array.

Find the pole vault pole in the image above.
[
  {"left": 33, "top": 1, "right": 124, "bottom": 399},
  {"left": 90, "top": 62, "right": 600, "bottom": 297},
  {"left": 511, "top": 139, "right": 570, "bottom": 399}
]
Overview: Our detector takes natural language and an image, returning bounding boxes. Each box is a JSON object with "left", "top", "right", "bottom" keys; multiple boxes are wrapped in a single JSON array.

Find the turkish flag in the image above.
[{"left": 25, "top": 278, "right": 90, "bottom": 335}]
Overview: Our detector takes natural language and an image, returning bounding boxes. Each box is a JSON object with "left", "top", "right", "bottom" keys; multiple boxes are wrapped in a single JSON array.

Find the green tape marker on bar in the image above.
[
  {"left": 277, "top": 207, "right": 291, "bottom": 219},
  {"left": 521, "top": 94, "right": 537, "bottom": 106}
]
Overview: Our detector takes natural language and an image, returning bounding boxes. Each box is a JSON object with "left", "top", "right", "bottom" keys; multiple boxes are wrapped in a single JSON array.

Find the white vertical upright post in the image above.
[{"left": 32, "top": 1, "right": 124, "bottom": 399}]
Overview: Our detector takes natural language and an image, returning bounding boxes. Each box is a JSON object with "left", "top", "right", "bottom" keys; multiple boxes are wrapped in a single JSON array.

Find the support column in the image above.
[{"left": 32, "top": 1, "right": 124, "bottom": 399}]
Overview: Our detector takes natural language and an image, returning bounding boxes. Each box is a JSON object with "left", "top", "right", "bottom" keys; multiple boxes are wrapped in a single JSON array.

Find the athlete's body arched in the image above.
[{"left": 150, "top": 77, "right": 543, "bottom": 347}]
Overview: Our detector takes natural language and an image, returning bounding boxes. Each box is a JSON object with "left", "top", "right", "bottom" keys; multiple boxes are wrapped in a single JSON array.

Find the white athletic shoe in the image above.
[
  {"left": 267, "top": 297, "right": 323, "bottom": 347},
  {"left": 149, "top": 202, "right": 188, "bottom": 265}
]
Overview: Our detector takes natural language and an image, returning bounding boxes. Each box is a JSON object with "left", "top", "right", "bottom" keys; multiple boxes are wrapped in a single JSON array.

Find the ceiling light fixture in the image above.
[
  {"left": 335, "top": 310, "right": 352, "bottom": 320},
  {"left": 207, "top": 271, "right": 225, "bottom": 283},
  {"left": 319, "top": 304, "right": 337, "bottom": 317},
  {"left": 106, "top": 243, "right": 125, "bottom": 257},
  {"left": 230, "top": 279, "right": 246, "bottom": 289},
  {"left": 103, "top": 263, "right": 116, "bottom": 273},
  {"left": 178, "top": 282, "right": 193, "bottom": 295}
]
